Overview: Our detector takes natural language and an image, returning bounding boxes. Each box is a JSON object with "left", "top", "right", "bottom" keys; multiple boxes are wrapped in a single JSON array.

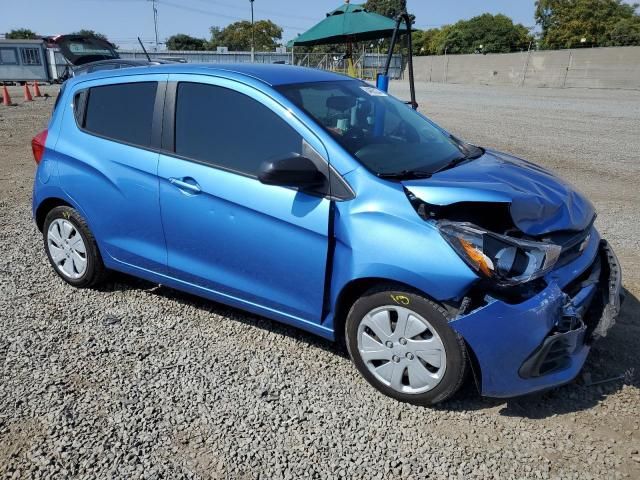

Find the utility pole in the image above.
[
  {"left": 149, "top": 0, "right": 159, "bottom": 52},
  {"left": 250, "top": 0, "right": 255, "bottom": 62}
]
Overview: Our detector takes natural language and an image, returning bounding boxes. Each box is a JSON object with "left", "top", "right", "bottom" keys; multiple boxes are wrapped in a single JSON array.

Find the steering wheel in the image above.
[
  {"left": 389, "top": 120, "right": 420, "bottom": 143},
  {"left": 342, "top": 126, "right": 366, "bottom": 142}
]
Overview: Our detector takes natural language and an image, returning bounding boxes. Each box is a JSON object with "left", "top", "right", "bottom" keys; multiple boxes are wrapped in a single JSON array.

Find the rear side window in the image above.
[
  {"left": 174, "top": 82, "right": 302, "bottom": 176},
  {"left": 83, "top": 82, "right": 157, "bottom": 147}
]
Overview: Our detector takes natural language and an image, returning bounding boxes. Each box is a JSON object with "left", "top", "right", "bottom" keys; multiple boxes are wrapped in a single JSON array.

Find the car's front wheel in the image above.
[
  {"left": 345, "top": 285, "right": 468, "bottom": 405},
  {"left": 43, "top": 206, "right": 106, "bottom": 288}
]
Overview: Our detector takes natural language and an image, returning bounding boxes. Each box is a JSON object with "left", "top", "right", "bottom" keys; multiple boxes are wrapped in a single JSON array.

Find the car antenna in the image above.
[{"left": 138, "top": 37, "right": 152, "bottom": 61}]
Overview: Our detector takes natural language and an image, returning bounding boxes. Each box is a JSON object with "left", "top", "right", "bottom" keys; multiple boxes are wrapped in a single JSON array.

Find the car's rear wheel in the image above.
[
  {"left": 43, "top": 206, "right": 106, "bottom": 288},
  {"left": 345, "top": 285, "right": 467, "bottom": 405}
]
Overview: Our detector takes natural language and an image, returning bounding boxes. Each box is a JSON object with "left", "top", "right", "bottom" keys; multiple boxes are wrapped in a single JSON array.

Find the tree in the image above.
[
  {"left": 414, "top": 14, "right": 532, "bottom": 55},
  {"left": 166, "top": 34, "right": 207, "bottom": 51},
  {"left": 535, "top": 0, "right": 640, "bottom": 48},
  {"left": 209, "top": 20, "right": 283, "bottom": 51},
  {"left": 364, "top": 0, "right": 407, "bottom": 18},
  {"left": 72, "top": 30, "right": 117, "bottom": 48},
  {"left": 6, "top": 28, "right": 38, "bottom": 39},
  {"left": 413, "top": 27, "right": 452, "bottom": 55},
  {"left": 607, "top": 16, "right": 640, "bottom": 46}
]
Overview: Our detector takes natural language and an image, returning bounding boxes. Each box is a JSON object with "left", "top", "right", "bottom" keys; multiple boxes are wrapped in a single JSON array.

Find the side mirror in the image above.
[{"left": 258, "top": 154, "right": 326, "bottom": 189}]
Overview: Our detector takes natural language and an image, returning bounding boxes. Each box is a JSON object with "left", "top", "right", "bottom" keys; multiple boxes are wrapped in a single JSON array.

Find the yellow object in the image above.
[
  {"left": 347, "top": 57, "right": 357, "bottom": 78},
  {"left": 459, "top": 239, "right": 494, "bottom": 277}
]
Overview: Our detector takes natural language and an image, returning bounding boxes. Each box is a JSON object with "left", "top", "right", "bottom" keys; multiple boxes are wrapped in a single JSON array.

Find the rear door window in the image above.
[
  {"left": 83, "top": 82, "right": 157, "bottom": 147},
  {"left": 174, "top": 82, "right": 302, "bottom": 176}
]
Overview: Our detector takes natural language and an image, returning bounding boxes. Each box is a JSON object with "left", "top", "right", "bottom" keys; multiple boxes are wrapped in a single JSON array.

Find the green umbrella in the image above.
[{"left": 287, "top": 2, "right": 408, "bottom": 47}]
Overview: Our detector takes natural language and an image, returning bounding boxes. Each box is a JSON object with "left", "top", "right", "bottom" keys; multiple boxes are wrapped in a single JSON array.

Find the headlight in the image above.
[{"left": 438, "top": 221, "right": 562, "bottom": 285}]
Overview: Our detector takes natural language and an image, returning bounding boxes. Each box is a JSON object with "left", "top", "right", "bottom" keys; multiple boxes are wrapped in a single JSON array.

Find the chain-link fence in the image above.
[{"left": 118, "top": 50, "right": 405, "bottom": 80}]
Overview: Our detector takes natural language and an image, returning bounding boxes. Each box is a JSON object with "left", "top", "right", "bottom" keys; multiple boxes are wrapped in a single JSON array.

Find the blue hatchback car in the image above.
[{"left": 32, "top": 64, "right": 622, "bottom": 405}]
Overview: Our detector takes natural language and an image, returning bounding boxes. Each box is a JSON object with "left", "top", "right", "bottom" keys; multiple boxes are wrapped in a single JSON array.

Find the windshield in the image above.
[{"left": 277, "top": 80, "right": 481, "bottom": 177}]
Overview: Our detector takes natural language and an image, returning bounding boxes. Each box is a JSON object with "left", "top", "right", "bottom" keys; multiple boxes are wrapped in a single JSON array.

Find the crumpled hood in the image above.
[{"left": 403, "top": 150, "right": 595, "bottom": 235}]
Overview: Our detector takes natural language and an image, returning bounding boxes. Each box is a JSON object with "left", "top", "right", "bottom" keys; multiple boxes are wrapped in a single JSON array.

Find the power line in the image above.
[
  {"left": 157, "top": 0, "right": 308, "bottom": 31},
  {"left": 190, "top": 0, "right": 320, "bottom": 23}
]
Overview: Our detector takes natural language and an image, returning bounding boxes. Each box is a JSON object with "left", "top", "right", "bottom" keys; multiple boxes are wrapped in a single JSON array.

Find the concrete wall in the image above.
[{"left": 411, "top": 46, "right": 640, "bottom": 90}]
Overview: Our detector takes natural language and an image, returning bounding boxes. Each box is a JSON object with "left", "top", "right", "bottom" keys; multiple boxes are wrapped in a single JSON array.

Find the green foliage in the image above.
[
  {"left": 166, "top": 34, "right": 207, "bottom": 51},
  {"left": 6, "top": 28, "right": 38, "bottom": 40},
  {"left": 71, "top": 30, "right": 117, "bottom": 48},
  {"left": 607, "top": 16, "right": 640, "bottom": 46},
  {"left": 413, "top": 14, "right": 532, "bottom": 55},
  {"left": 364, "top": 0, "right": 407, "bottom": 18},
  {"left": 535, "top": 0, "right": 640, "bottom": 48},
  {"left": 412, "top": 26, "right": 452, "bottom": 55},
  {"left": 209, "top": 20, "right": 283, "bottom": 51}
]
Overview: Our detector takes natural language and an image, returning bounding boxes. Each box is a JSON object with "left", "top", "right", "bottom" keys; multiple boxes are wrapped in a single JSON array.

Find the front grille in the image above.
[
  {"left": 541, "top": 224, "right": 593, "bottom": 269},
  {"left": 561, "top": 247, "right": 608, "bottom": 340}
]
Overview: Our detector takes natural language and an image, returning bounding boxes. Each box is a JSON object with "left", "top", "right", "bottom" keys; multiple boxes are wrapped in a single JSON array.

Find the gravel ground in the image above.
[{"left": 1, "top": 82, "right": 639, "bottom": 479}]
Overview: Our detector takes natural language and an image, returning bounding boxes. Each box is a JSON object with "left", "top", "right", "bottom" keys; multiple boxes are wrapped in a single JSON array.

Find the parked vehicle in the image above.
[
  {"left": 0, "top": 35, "right": 172, "bottom": 83},
  {"left": 31, "top": 64, "right": 622, "bottom": 405},
  {"left": 51, "top": 35, "right": 169, "bottom": 81}
]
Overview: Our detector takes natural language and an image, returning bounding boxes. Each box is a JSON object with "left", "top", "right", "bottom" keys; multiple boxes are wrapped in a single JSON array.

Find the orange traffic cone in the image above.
[
  {"left": 2, "top": 85, "right": 13, "bottom": 106},
  {"left": 23, "top": 83, "right": 33, "bottom": 101},
  {"left": 33, "top": 81, "right": 42, "bottom": 97}
]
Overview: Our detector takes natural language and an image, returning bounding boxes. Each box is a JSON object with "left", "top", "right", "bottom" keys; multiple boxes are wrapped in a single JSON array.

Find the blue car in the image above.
[{"left": 31, "top": 64, "right": 622, "bottom": 405}]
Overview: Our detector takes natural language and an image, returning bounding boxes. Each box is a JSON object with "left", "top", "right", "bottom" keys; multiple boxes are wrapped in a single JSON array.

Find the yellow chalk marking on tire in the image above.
[{"left": 390, "top": 294, "right": 410, "bottom": 305}]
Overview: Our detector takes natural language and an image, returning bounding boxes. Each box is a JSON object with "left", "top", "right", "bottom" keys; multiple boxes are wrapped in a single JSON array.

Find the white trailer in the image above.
[{"left": 0, "top": 39, "right": 52, "bottom": 83}]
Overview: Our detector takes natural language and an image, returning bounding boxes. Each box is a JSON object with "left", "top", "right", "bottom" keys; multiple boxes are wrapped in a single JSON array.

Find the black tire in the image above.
[
  {"left": 345, "top": 284, "right": 468, "bottom": 406},
  {"left": 42, "top": 206, "right": 107, "bottom": 288}
]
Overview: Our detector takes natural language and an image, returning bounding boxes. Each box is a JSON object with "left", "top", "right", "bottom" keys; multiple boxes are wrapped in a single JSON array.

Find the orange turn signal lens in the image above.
[{"left": 459, "top": 238, "right": 494, "bottom": 277}]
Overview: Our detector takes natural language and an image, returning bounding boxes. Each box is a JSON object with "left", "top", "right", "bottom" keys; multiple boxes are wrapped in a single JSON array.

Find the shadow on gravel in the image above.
[
  {"left": 98, "top": 272, "right": 348, "bottom": 359},
  {"left": 100, "top": 273, "right": 638, "bottom": 418}
]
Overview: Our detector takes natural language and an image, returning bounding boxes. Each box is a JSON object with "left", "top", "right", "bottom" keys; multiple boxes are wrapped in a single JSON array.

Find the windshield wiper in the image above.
[
  {"left": 450, "top": 135, "right": 485, "bottom": 160},
  {"left": 433, "top": 155, "right": 469, "bottom": 174},
  {"left": 377, "top": 170, "right": 433, "bottom": 180},
  {"left": 434, "top": 141, "right": 485, "bottom": 174}
]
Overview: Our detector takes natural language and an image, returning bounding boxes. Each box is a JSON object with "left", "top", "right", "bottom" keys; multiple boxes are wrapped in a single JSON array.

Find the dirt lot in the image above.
[{"left": 1, "top": 82, "right": 639, "bottom": 479}]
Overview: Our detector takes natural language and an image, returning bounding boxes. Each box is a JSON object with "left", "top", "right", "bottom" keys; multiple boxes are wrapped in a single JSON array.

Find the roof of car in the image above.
[{"left": 74, "top": 63, "right": 353, "bottom": 86}]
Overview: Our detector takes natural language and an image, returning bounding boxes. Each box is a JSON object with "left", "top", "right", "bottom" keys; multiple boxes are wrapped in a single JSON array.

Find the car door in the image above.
[
  {"left": 157, "top": 75, "right": 331, "bottom": 324},
  {"left": 56, "top": 75, "right": 168, "bottom": 273}
]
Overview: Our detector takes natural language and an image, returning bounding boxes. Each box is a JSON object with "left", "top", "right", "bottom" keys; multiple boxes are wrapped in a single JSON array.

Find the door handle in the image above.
[{"left": 169, "top": 177, "right": 201, "bottom": 194}]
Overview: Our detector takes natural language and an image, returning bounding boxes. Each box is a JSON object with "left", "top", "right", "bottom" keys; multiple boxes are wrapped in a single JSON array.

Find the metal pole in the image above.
[
  {"left": 520, "top": 40, "right": 533, "bottom": 87},
  {"left": 443, "top": 46, "right": 448, "bottom": 83},
  {"left": 150, "top": 0, "right": 159, "bottom": 52},
  {"left": 403, "top": 14, "right": 417, "bottom": 109},
  {"left": 562, "top": 50, "right": 572, "bottom": 88},
  {"left": 250, "top": 0, "right": 255, "bottom": 63},
  {"left": 383, "top": 15, "right": 402, "bottom": 75},
  {"left": 429, "top": 56, "right": 433, "bottom": 82}
]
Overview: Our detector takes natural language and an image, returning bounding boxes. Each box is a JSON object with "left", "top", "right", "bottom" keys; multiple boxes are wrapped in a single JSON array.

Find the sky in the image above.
[{"left": 3, "top": 0, "right": 538, "bottom": 49}]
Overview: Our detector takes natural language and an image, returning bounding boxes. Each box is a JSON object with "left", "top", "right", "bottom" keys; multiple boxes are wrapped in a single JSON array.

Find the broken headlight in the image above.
[{"left": 438, "top": 221, "right": 562, "bottom": 286}]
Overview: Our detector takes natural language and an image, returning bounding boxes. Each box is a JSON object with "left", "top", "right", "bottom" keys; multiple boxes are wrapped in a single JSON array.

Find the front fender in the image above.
[{"left": 324, "top": 168, "right": 478, "bottom": 333}]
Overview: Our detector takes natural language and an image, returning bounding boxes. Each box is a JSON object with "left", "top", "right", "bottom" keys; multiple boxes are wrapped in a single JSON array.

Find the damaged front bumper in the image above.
[{"left": 450, "top": 232, "right": 622, "bottom": 398}]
